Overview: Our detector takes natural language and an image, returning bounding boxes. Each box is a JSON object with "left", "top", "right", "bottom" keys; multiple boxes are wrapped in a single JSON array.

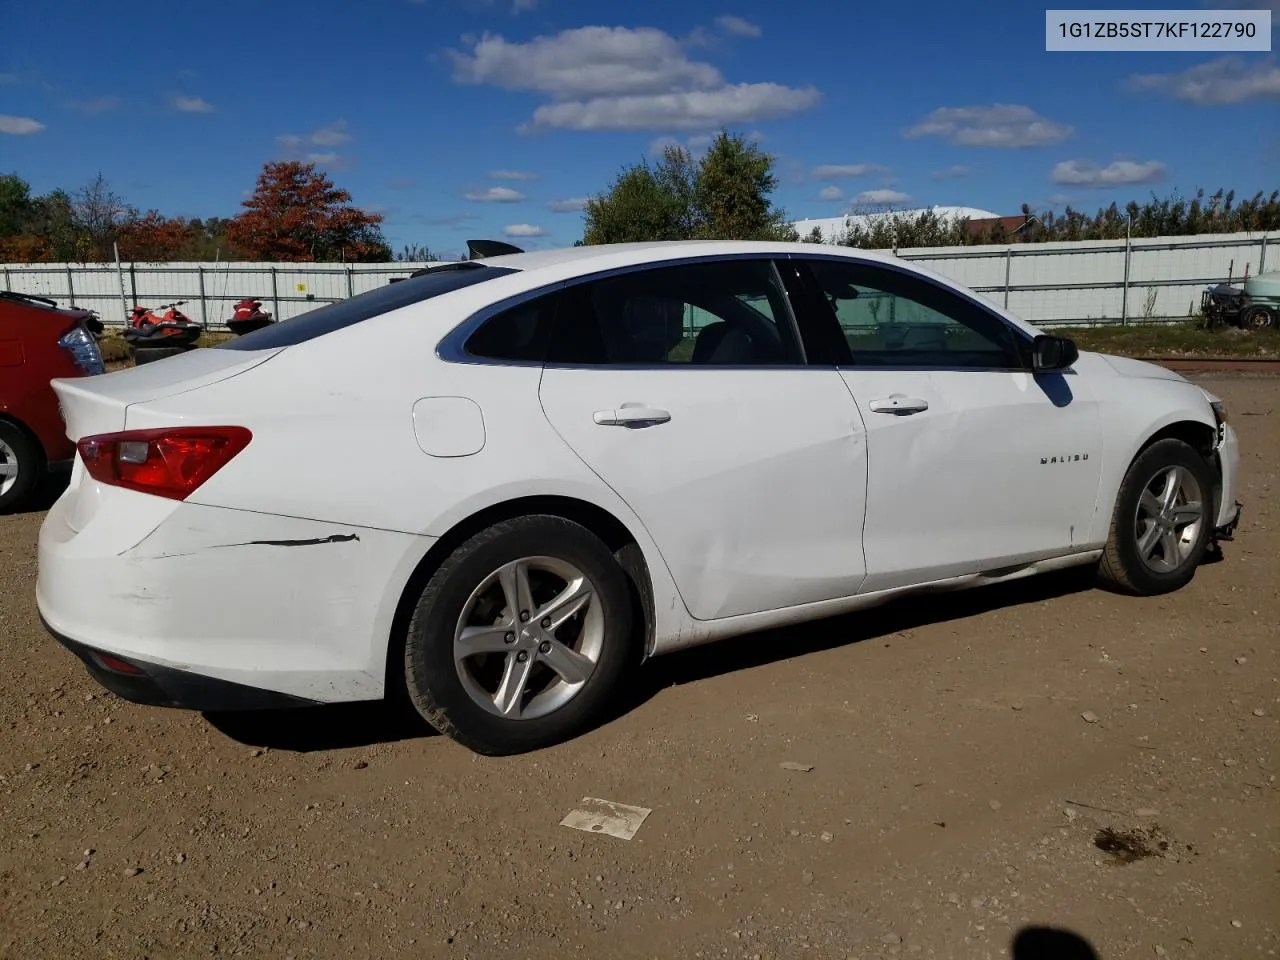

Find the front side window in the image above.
[
  {"left": 546, "top": 259, "right": 804, "bottom": 366},
  {"left": 798, "top": 258, "right": 1026, "bottom": 369}
]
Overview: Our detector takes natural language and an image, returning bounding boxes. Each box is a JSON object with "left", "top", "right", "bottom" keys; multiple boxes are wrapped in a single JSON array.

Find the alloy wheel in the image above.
[
  {"left": 452, "top": 556, "right": 604, "bottom": 720},
  {"left": 1133, "top": 464, "right": 1204, "bottom": 574},
  {"left": 0, "top": 436, "right": 19, "bottom": 498}
]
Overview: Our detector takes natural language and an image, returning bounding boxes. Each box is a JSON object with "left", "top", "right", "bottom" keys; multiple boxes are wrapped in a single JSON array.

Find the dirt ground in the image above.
[{"left": 1, "top": 375, "right": 1276, "bottom": 960}]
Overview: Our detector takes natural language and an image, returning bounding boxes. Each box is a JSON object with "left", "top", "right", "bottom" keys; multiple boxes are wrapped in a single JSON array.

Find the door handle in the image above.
[
  {"left": 867, "top": 395, "right": 929, "bottom": 415},
  {"left": 593, "top": 404, "right": 672, "bottom": 428}
]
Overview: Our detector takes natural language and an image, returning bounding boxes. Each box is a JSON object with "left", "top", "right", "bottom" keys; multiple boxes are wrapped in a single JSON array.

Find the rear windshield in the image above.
[{"left": 217, "top": 263, "right": 518, "bottom": 351}]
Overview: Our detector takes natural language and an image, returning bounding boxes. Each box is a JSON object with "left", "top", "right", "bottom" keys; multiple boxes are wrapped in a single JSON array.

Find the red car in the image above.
[{"left": 0, "top": 291, "right": 105, "bottom": 512}]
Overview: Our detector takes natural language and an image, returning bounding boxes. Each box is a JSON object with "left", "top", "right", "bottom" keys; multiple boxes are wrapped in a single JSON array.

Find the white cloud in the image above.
[
  {"left": 466, "top": 186, "right": 526, "bottom": 202},
  {"left": 1051, "top": 159, "right": 1167, "bottom": 187},
  {"left": 489, "top": 169, "right": 540, "bottom": 180},
  {"left": 1127, "top": 56, "right": 1280, "bottom": 105},
  {"left": 819, "top": 186, "right": 844, "bottom": 201},
  {"left": 450, "top": 26, "right": 723, "bottom": 98},
  {"left": 172, "top": 95, "right": 214, "bottom": 113},
  {"left": 278, "top": 121, "right": 354, "bottom": 162},
  {"left": 930, "top": 164, "right": 973, "bottom": 180},
  {"left": 716, "top": 14, "right": 763, "bottom": 38},
  {"left": 524, "top": 83, "right": 821, "bottom": 132},
  {"left": 905, "top": 104, "right": 1073, "bottom": 147},
  {"left": 310, "top": 120, "right": 350, "bottom": 146},
  {"left": 548, "top": 197, "right": 588, "bottom": 212},
  {"left": 67, "top": 96, "right": 119, "bottom": 116},
  {"left": 813, "top": 163, "right": 888, "bottom": 180},
  {"left": 502, "top": 223, "right": 547, "bottom": 237},
  {"left": 854, "top": 189, "right": 912, "bottom": 204},
  {"left": 449, "top": 26, "right": 820, "bottom": 133},
  {"left": 0, "top": 114, "right": 45, "bottom": 135}
]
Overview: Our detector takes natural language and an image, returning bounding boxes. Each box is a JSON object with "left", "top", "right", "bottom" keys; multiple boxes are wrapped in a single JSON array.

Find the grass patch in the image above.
[{"left": 1053, "top": 322, "right": 1279, "bottom": 360}]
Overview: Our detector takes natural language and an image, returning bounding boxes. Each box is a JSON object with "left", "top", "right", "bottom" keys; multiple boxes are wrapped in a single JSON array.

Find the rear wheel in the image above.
[
  {"left": 1098, "top": 438, "right": 1213, "bottom": 595},
  {"left": 403, "top": 515, "right": 637, "bottom": 755},
  {"left": 0, "top": 421, "right": 41, "bottom": 514}
]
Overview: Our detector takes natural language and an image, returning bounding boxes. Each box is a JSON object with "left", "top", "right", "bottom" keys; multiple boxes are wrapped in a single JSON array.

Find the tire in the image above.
[
  {"left": 0, "top": 420, "right": 42, "bottom": 514},
  {"left": 403, "top": 515, "right": 637, "bottom": 755},
  {"left": 1241, "top": 305, "right": 1276, "bottom": 331},
  {"left": 1098, "top": 438, "right": 1214, "bottom": 596}
]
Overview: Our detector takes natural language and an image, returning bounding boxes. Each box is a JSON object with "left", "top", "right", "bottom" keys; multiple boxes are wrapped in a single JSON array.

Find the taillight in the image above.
[
  {"left": 58, "top": 324, "right": 105, "bottom": 376},
  {"left": 77, "top": 426, "right": 252, "bottom": 500}
]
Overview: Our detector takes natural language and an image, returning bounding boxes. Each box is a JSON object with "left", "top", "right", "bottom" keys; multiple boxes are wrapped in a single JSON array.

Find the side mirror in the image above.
[{"left": 1031, "top": 334, "right": 1078, "bottom": 372}]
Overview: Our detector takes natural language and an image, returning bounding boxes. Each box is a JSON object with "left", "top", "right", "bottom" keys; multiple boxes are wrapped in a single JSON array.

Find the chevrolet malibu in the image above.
[{"left": 36, "top": 241, "right": 1243, "bottom": 755}]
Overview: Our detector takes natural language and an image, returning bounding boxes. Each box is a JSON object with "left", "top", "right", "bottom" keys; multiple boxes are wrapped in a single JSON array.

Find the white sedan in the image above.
[{"left": 36, "top": 241, "right": 1243, "bottom": 755}]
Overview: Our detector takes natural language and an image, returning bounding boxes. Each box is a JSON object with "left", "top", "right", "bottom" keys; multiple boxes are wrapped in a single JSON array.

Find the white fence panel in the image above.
[{"left": 2, "top": 230, "right": 1273, "bottom": 328}]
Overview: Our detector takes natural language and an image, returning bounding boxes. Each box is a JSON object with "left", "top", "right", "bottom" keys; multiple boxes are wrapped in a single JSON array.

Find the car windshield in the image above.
[{"left": 217, "top": 263, "right": 518, "bottom": 351}]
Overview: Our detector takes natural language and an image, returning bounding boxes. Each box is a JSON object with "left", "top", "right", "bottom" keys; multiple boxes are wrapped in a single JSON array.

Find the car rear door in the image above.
[
  {"left": 536, "top": 255, "right": 869, "bottom": 622},
  {"left": 787, "top": 255, "right": 1104, "bottom": 594}
]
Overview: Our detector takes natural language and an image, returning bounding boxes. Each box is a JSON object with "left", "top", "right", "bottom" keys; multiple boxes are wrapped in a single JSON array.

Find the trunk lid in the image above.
[{"left": 52, "top": 346, "right": 283, "bottom": 441}]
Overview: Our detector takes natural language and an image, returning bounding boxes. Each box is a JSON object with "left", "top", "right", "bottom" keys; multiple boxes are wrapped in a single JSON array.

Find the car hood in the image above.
[{"left": 1090, "top": 351, "right": 1191, "bottom": 384}]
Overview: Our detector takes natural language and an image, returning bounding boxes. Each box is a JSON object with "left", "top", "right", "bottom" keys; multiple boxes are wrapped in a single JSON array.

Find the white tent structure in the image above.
[{"left": 792, "top": 205, "right": 1002, "bottom": 244}]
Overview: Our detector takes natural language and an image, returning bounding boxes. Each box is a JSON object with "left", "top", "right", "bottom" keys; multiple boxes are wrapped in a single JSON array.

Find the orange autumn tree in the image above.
[
  {"left": 115, "top": 211, "right": 197, "bottom": 261},
  {"left": 226, "top": 161, "right": 390, "bottom": 262}
]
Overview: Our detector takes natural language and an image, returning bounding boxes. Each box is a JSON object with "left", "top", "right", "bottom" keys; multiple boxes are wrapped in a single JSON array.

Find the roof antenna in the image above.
[{"left": 466, "top": 239, "right": 525, "bottom": 260}]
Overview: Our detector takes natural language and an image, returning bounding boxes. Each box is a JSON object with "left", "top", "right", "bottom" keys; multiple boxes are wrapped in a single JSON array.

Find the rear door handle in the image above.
[
  {"left": 593, "top": 404, "right": 672, "bottom": 428},
  {"left": 867, "top": 395, "right": 929, "bottom": 415}
]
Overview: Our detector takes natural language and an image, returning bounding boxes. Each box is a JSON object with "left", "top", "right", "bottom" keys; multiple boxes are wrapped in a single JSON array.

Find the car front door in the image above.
[
  {"left": 789, "top": 255, "right": 1104, "bottom": 594},
  {"left": 537, "top": 256, "right": 869, "bottom": 621}
]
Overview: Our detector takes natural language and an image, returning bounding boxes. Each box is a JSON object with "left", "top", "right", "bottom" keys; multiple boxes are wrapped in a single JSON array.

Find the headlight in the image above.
[{"left": 1210, "top": 400, "right": 1227, "bottom": 426}]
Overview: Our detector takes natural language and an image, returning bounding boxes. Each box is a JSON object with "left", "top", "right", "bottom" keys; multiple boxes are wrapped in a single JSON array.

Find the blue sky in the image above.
[{"left": 2, "top": 0, "right": 1277, "bottom": 257}]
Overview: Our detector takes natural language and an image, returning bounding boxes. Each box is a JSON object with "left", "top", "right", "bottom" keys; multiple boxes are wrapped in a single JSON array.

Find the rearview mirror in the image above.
[{"left": 1031, "top": 334, "right": 1078, "bottom": 372}]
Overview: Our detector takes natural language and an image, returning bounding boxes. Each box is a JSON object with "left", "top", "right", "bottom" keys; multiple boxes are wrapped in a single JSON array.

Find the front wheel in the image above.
[
  {"left": 1098, "top": 438, "right": 1214, "bottom": 595},
  {"left": 403, "top": 515, "right": 637, "bottom": 755}
]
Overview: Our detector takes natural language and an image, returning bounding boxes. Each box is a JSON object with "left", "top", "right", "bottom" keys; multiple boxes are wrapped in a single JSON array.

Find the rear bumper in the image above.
[
  {"left": 44, "top": 613, "right": 318, "bottom": 711},
  {"left": 36, "top": 488, "right": 435, "bottom": 708}
]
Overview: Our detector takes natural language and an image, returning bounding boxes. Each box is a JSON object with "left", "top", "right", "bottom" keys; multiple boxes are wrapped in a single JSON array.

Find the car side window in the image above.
[
  {"left": 798, "top": 259, "right": 1027, "bottom": 369},
  {"left": 546, "top": 259, "right": 804, "bottom": 366},
  {"left": 463, "top": 293, "right": 558, "bottom": 362}
]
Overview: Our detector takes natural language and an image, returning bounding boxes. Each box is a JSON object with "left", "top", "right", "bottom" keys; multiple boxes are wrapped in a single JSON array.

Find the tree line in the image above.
[
  {"left": 3, "top": 131, "right": 1277, "bottom": 265},
  {"left": 0, "top": 162, "right": 400, "bottom": 264},
  {"left": 581, "top": 130, "right": 1279, "bottom": 249}
]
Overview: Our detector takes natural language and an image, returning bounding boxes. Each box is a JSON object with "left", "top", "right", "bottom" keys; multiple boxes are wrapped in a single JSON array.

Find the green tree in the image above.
[
  {"left": 693, "top": 131, "right": 796, "bottom": 241},
  {"left": 581, "top": 146, "right": 697, "bottom": 244},
  {"left": 581, "top": 130, "right": 795, "bottom": 244},
  {"left": 396, "top": 243, "right": 438, "bottom": 262},
  {"left": 0, "top": 173, "right": 35, "bottom": 237}
]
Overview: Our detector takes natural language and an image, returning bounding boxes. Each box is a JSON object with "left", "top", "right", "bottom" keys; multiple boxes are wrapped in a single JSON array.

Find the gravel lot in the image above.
[{"left": 1, "top": 375, "right": 1276, "bottom": 960}]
